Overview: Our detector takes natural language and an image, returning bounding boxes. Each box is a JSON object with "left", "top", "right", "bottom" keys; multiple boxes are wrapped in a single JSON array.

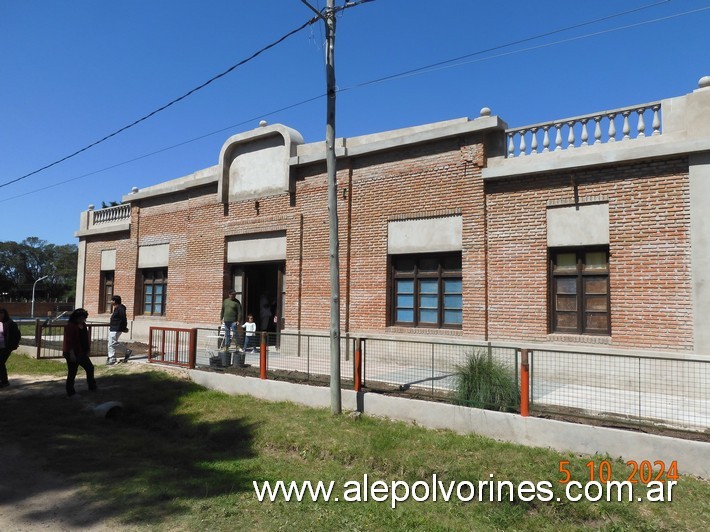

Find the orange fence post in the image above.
[
  {"left": 354, "top": 338, "right": 362, "bottom": 392},
  {"left": 260, "top": 331, "right": 267, "bottom": 379},
  {"left": 520, "top": 348, "right": 529, "bottom": 417}
]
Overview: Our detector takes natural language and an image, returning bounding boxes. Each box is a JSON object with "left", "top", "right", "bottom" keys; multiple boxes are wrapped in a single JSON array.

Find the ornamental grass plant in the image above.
[{"left": 454, "top": 350, "right": 520, "bottom": 412}]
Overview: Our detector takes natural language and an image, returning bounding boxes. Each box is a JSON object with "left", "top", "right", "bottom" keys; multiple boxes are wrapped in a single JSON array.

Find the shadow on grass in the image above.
[{"left": 0, "top": 370, "right": 258, "bottom": 529}]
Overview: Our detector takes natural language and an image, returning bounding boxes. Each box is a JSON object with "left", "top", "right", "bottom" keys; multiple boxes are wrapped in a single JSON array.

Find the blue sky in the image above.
[{"left": 2, "top": 0, "right": 709, "bottom": 245}]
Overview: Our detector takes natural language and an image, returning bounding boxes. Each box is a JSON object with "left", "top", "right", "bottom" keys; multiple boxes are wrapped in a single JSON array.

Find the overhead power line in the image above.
[
  {"left": 341, "top": 4, "right": 710, "bottom": 92},
  {"left": 0, "top": 15, "right": 319, "bottom": 191},
  {"left": 3, "top": 0, "right": 705, "bottom": 203}
]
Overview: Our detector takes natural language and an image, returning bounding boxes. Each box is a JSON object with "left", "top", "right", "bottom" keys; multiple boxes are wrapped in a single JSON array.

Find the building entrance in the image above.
[{"left": 232, "top": 262, "right": 284, "bottom": 344}]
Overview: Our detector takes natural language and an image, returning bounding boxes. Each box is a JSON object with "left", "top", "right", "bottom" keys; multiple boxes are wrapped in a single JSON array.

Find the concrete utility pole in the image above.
[
  {"left": 324, "top": 0, "right": 342, "bottom": 415},
  {"left": 301, "top": 0, "right": 341, "bottom": 414},
  {"left": 300, "top": 0, "right": 372, "bottom": 414}
]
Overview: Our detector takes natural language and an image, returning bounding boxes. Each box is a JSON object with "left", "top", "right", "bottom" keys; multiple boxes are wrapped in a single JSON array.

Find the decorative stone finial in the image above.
[
  {"left": 131, "top": 186, "right": 139, "bottom": 194},
  {"left": 88, "top": 204, "right": 94, "bottom": 210},
  {"left": 480, "top": 107, "right": 491, "bottom": 117},
  {"left": 699, "top": 76, "right": 710, "bottom": 89},
  {"left": 259, "top": 120, "right": 268, "bottom": 127}
]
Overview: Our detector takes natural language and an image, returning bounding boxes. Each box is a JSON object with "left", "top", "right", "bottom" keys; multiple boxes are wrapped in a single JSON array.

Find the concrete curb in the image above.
[{"left": 188, "top": 370, "right": 710, "bottom": 478}]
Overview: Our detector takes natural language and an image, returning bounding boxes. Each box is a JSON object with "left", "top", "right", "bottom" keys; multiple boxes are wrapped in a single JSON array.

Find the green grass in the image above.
[{"left": 2, "top": 354, "right": 709, "bottom": 531}]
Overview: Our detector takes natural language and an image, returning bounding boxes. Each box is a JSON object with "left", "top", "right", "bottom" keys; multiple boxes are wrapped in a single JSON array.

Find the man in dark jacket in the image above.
[
  {"left": 220, "top": 289, "right": 242, "bottom": 352},
  {"left": 107, "top": 295, "right": 132, "bottom": 365},
  {"left": 0, "top": 307, "right": 21, "bottom": 388}
]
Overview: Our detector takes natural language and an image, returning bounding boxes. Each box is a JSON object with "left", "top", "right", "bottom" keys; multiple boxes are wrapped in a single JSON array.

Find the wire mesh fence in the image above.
[
  {"left": 360, "top": 338, "right": 520, "bottom": 410},
  {"left": 112, "top": 323, "right": 710, "bottom": 432},
  {"left": 530, "top": 349, "right": 710, "bottom": 432}
]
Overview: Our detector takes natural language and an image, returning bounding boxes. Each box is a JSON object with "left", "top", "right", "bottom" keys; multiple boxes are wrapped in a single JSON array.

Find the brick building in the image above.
[{"left": 75, "top": 77, "right": 710, "bottom": 357}]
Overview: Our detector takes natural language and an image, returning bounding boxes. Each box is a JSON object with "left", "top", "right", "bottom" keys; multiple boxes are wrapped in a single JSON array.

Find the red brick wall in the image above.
[
  {"left": 80, "top": 140, "right": 693, "bottom": 352},
  {"left": 485, "top": 157, "right": 692, "bottom": 350},
  {"left": 293, "top": 136, "right": 487, "bottom": 338},
  {"left": 83, "top": 231, "right": 136, "bottom": 318}
]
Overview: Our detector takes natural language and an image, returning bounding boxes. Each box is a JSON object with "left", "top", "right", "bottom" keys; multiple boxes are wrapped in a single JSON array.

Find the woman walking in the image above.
[{"left": 62, "top": 308, "right": 97, "bottom": 397}]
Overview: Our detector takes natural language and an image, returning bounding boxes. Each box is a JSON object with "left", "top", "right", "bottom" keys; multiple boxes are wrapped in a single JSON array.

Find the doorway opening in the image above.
[{"left": 232, "top": 261, "right": 284, "bottom": 346}]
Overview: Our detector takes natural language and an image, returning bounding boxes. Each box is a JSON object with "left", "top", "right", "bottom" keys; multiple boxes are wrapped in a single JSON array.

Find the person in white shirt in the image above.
[{"left": 242, "top": 314, "right": 257, "bottom": 352}]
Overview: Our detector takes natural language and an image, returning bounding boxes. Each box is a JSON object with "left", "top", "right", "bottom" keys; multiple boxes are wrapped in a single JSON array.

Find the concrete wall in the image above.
[{"left": 690, "top": 152, "right": 710, "bottom": 355}]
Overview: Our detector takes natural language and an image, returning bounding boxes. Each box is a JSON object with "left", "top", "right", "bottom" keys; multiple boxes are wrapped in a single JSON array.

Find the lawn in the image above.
[{"left": 2, "top": 354, "right": 709, "bottom": 531}]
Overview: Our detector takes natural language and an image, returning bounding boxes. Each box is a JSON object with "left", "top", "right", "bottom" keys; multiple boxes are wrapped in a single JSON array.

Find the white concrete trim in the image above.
[
  {"left": 690, "top": 152, "right": 710, "bottom": 356},
  {"left": 75, "top": 222, "right": 130, "bottom": 238},
  {"left": 547, "top": 203, "right": 609, "bottom": 247},
  {"left": 100, "top": 249, "right": 116, "bottom": 271},
  {"left": 388, "top": 215, "right": 462, "bottom": 254},
  {"left": 484, "top": 136, "right": 710, "bottom": 180},
  {"left": 226, "top": 231, "right": 287, "bottom": 263},
  {"left": 138, "top": 243, "right": 170, "bottom": 269}
]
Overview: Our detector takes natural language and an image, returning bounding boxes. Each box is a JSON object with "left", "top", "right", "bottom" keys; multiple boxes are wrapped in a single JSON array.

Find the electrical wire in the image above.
[
  {"left": 340, "top": 4, "right": 710, "bottom": 92},
  {"left": 0, "top": 15, "right": 319, "bottom": 191},
  {"left": 0, "top": 94, "right": 325, "bottom": 203},
  {"left": 2, "top": 0, "right": 704, "bottom": 204}
]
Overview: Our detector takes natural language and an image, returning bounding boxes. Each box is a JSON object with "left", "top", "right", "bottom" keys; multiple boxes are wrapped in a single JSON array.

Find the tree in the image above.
[{"left": 0, "top": 238, "right": 77, "bottom": 301}]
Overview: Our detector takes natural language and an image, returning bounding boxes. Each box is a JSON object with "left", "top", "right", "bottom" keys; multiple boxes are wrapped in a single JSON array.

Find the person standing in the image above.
[
  {"left": 242, "top": 314, "right": 257, "bottom": 352},
  {"left": 0, "top": 308, "right": 21, "bottom": 388},
  {"left": 259, "top": 293, "right": 272, "bottom": 332},
  {"left": 219, "top": 289, "right": 242, "bottom": 352},
  {"left": 107, "top": 295, "right": 132, "bottom": 365},
  {"left": 62, "top": 308, "right": 96, "bottom": 397}
]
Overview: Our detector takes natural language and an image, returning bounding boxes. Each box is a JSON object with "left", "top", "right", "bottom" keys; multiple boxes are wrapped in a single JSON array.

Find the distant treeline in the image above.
[{"left": 0, "top": 237, "right": 77, "bottom": 303}]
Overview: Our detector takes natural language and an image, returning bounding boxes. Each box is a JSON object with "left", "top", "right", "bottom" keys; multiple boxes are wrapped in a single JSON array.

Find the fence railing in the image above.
[
  {"left": 529, "top": 348, "right": 709, "bottom": 432},
  {"left": 19, "top": 319, "right": 110, "bottom": 359},
  {"left": 91, "top": 203, "right": 131, "bottom": 225},
  {"left": 134, "top": 326, "right": 710, "bottom": 433},
  {"left": 505, "top": 101, "right": 662, "bottom": 157},
  {"left": 148, "top": 326, "right": 197, "bottom": 368}
]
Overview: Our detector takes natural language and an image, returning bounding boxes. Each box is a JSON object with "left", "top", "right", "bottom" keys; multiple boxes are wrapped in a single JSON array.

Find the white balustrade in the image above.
[
  {"left": 505, "top": 101, "right": 662, "bottom": 157},
  {"left": 91, "top": 203, "right": 131, "bottom": 226}
]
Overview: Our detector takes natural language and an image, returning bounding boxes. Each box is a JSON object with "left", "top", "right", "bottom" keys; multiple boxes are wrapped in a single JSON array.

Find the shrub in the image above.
[{"left": 454, "top": 350, "right": 519, "bottom": 412}]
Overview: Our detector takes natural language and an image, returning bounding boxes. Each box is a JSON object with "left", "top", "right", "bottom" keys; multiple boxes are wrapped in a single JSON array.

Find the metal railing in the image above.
[
  {"left": 148, "top": 326, "right": 197, "bottom": 368},
  {"left": 123, "top": 325, "right": 710, "bottom": 433},
  {"left": 27, "top": 319, "right": 110, "bottom": 359},
  {"left": 529, "top": 348, "right": 709, "bottom": 432},
  {"left": 359, "top": 337, "right": 518, "bottom": 404}
]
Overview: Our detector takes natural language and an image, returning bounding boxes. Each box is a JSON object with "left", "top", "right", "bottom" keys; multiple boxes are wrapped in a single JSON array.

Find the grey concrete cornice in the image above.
[
  {"left": 483, "top": 135, "right": 710, "bottom": 180},
  {"left": 290, "top": 115, "right": 507, "bottom": 166},
  {"left": 74, "top": 222, "right": 130, "bottom": 239},
  {"left": 122, "top": 166, "right": 219, "bottom": 202}
]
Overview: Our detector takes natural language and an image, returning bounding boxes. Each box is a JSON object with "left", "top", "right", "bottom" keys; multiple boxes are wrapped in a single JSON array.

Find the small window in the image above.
[
  {"left": 100, "top": 271, "right": 114, "bottom": 314},
  {"left": 550, "top": 248, "right": 609, "bottom": 335},
  {"left": 390, "top": 252, "right": 462, "bottom": 329},
  {"left": 141, "top": 269, "right": 167, "bottom": 316}
]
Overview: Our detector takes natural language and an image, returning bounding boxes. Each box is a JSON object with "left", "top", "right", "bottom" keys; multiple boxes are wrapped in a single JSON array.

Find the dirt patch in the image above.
[{"left": 0, "top": 445, "right": 119, "bottom": 532}]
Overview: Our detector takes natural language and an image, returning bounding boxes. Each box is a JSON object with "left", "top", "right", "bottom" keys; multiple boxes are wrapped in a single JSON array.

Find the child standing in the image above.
[{"left": 243, "top": 314, "right": 257, "bottom": 352}]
